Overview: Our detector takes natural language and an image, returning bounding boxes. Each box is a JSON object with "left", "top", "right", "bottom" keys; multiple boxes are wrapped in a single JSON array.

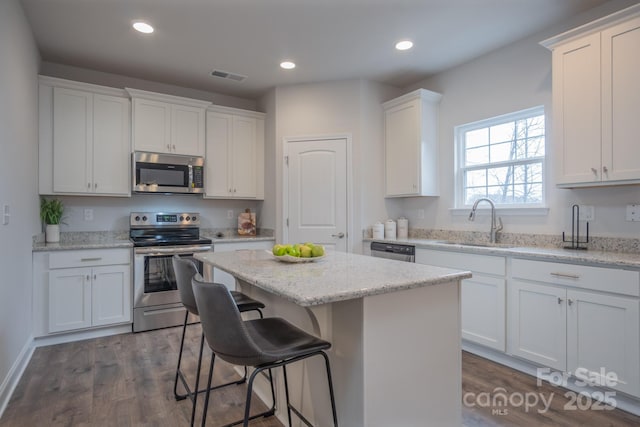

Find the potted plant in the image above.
[{"left": 40, "top": 198, "right": 64, "bottom": 243}]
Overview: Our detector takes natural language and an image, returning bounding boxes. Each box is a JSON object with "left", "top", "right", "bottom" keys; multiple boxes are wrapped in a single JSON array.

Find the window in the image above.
[{"left": 456, "top": 106, "right": 545, "bottom": 208}]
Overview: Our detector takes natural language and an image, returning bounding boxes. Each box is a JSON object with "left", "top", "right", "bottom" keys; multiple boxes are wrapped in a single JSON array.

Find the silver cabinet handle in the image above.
[
  {"left": 81, "top": 257, "right": 102, "bottom": 262},
  {"left": 167, "top": 144, "right": 171, "bottom": 151},
  {"left": 603, "top": 166, "right": 608, "bottom": 174},
  {"left": 172, "top": 144, "right": 176, "bottom": 151},
  {"left": 550, "top": 272, "right": 580, "bottom": 280},
  {"left": 568, "top": 298, "right": 574, "bottom": 306},
  {"left": 332, "top": 232, "right": 345, "bottom": 238},
  {"left": 87, "top": 182, "right": 91, "bottom": 189},
  {"left": 591, "top": 167, "right": 598, "bottom": 175},
  {"left": 86, "top": 275, "right": 90, "bottom": 281},
  {"left": 93, "top": 274, "right": 97, "bottom": 281},
  {"left": 557, "top": 297, "right": 564, "bottom": 304}
]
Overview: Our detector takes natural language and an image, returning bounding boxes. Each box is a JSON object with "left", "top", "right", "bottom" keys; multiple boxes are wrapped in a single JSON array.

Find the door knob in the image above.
[{"left": 332, "top": 232, "right": 345, "bottom": 238}]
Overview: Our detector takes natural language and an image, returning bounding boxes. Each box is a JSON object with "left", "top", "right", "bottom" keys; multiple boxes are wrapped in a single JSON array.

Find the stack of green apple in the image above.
[{"left": 272, "top": 242, "right": 325, "bottom": 258}]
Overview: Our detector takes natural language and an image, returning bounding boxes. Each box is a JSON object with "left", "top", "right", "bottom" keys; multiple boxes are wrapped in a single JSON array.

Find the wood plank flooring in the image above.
[{"left": 1, "top": 325, "right": 639, "bottom": 426}]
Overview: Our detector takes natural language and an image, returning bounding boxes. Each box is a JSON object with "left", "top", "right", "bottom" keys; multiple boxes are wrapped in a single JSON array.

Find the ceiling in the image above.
[{"left": 21, "top": 0, "right": 611, "bottom": 100}]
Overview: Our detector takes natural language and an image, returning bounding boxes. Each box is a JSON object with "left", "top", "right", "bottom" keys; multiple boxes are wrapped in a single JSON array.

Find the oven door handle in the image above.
[{"left": 135, "top": 245, "right": 212, "bottom": 256}]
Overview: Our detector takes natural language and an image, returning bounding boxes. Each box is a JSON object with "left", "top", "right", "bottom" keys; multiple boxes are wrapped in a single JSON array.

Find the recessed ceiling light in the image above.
[
  {"left": 133, "top": 21, "right": 154, "bottom": 34},
  {"left": 395, "top": 40, "right": 413, "bottom": 51},
  {"left": 280, "top": 61, "right": 296, "bottom": 70}
]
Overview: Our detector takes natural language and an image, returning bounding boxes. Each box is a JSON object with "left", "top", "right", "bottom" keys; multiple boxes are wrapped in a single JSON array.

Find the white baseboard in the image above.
[
  {"left": 33, "top": 324, "right": 132, "bottom": 348},
  {"left": 0, "top": 336, "right": 35, "bottom": 419}
]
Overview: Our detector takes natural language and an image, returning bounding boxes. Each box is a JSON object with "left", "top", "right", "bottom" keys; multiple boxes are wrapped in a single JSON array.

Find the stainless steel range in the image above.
[{"left": 130, "top": 212, "right": 212, "bottom": 332}]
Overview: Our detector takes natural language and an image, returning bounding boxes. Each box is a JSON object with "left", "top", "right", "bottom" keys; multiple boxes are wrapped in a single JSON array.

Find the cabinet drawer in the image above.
[
  {"left": 416, "top": 249, "right": 505, "bottom": 276},
  {"left": 49, "top": 249, "right": 131, "bottom": 269},
  {"left": 512, "top": 258, "right": 639, "bottom": 297}
]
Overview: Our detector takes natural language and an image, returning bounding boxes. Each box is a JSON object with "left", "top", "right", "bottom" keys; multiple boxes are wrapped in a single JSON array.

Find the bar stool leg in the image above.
[
  {"left": 190, "top": 332, "right": 206, "bottom": 426},
  {"left": 320, "top": 351, "right": 339, "bottom": 427},
  {"left": 201, "top": 352, "right": 216, "bottom": 427},
  {"left": 282, "top": 365, "right": 293, "bottom": 427},
  {"left": 174, "top": 311, "right": 190, "bottom": 401}
]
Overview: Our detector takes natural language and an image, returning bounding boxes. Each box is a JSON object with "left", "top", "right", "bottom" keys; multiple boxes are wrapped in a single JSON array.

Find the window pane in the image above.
[
  {"left": 526, "top": 115, "right": 545, "bottom": 136},
  {"left": 465, "top": 187, "right": 487, "bottom": 204},
  {"left": 513, "top": 165, "right": 527, "bottom": 185},
  {"left": 527, "top": 162, "right": 543, "bottom": 183},
  {"left": 526, "top": 183, "right": 543, "bottom": 203},
  {"left": 490, "top": 122, "right": 514, "bottom": 144},
  {"left": 527, "top": 136, "right": 545, "bottom": 157},
  {"left": 466, "top": 169, "right": 486, "bottom": 187},
  {"left": 465, "top": 128, "right": 488, "bottom": 149},
  {"left": 487, "top": 166, "right": 512, "bottom": 187},
  {"left": 490, "top": 142, "right": 512, "bottom": 163},
  {"left": 465, "top": 146, "right": 489, "bottom": 166}
]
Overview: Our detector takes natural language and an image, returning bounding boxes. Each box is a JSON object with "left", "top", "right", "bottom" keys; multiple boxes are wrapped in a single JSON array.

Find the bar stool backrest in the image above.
[
  {"left": 172, "top": 255, "right": 199, "bottom": 315},
  {"left": 192, "top": 274, "right": 266, "bottom": 366}
]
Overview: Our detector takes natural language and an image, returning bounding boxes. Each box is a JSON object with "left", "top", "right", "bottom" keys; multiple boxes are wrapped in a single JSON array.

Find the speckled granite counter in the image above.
[
  {"left": 195, "top": 249, "right": 471, "bottom": 306},
  {"left": 33, "top": 232, "right": 132, "bottom": 252},
  {"left": 365, "top": 237, "right": 640, "bottom": 269}
]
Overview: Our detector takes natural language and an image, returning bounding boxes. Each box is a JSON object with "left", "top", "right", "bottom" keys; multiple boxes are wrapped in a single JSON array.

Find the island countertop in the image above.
[{"left": 195, "top": 249, "right": 471, "bottom": 306}]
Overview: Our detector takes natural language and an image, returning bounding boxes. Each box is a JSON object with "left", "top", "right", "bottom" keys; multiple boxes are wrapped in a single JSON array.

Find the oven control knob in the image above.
[
  {"left": 186, "top": 216, "right": 191, "bottom": 221},
  {"left": 179, "top": 216, "right": 184, "bottom": 221},
  {"left": 192, "top": 216, "right": 197, "bottom": 221},
  {"left": 135, "top": 215, "right": 140, "bottom": 221},
  {"left": 142, "top": 216, "right": 147, "bottom": 222}
]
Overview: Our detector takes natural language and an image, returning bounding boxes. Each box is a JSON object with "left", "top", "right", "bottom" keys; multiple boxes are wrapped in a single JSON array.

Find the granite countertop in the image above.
[
  {"left": 33, "top": 233, "right": 133, "bottom": 252},
  {"left": 195, "top": 249, "right": 471, "bottom": 306},
  {"left": 201, "top": 230, "right": 275, "bottom": 243},
  {"left": 365, "top": 237, "right": 640, "bottom": 269}
]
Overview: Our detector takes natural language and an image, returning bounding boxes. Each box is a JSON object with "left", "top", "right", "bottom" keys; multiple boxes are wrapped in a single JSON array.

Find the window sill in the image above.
[{"left": 449, "top": 207, "right": 549, "bottom": 217}]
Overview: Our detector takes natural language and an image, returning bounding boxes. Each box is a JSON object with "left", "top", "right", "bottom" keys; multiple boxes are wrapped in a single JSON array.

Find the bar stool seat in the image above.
[
  {"left": 172, "top": 255, "right": 265, "bottom": 427},
  {"left": 192, "top": 274, "right": 338, "bottom": 427}
]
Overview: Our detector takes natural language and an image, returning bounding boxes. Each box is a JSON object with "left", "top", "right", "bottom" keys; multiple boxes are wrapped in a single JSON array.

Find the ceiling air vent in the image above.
[{"left": 210, "top": 69, "right": 247, "bottom": 82}]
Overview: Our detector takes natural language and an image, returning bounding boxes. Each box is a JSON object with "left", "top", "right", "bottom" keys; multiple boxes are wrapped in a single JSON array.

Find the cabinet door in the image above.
[
  {"left": 92, "top": 94, "right": 130, "bottom": 195},
  {"left": 509, "top": 280, "right": 567, "bottom": 370},
  {"left": 601, "top": 16, "right": 640, "bottom": 182},
  {"left": 385, "top": 99, "right": 420, "bottom": 196},
  {"left": 171, "top": 104, "right": 205, "bottom": 156},
  {"left": 461, "top": 275, "right": 506, "bottom": 351},
  {"left": 204, "top": 111, "right": 232, "bottom": 197},
  {"left": 49, "top": 267, "right": 92, "bottom": 333},
  {"left": 52, "top": 87, "right": 92, "bottom": 193},
  {"left": 552, "top": 33, "right": 602, "bottom": 185},
  {"left": 567, "top": 289, "right": 640, "bottom": 397},
  {"left": 231, "top": 115, "right": 258, "bottom": 198},
  {"left": 132, "top": 98, "right": 171, "bottom": 153},
  {"left": 92, "top": 265, "right": 132, "bottom": 327}
]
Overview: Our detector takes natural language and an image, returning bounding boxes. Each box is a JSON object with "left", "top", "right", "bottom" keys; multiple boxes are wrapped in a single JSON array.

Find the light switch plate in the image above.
[
  {"left": 626, "top": 204, "right": 640, "bottom": 222},
  {"left": 578, "top": 205, "right": 594, "bottom": 221},
  {"left": 2, "top": 204, "right": 9, "bottom": 225},
  {"left": 84, "top": 209, "right": 93, "bottom": 221},
  {"left": 227, "top": 210, "right": 234, "bottom": 219}
]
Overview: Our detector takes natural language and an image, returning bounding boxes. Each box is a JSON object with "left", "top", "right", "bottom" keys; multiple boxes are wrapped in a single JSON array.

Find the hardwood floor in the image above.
[{"left": 2, "top": 326, "right": 639, "bottom": 426}]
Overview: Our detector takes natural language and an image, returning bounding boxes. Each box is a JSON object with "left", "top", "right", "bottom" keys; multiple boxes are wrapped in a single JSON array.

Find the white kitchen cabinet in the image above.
[
  {"left": 543, "top": 7, "right": 640, "bottom": 187},
  {"left": 383, "top": 88, "right": 441, "bottom": 197},
  {"left": 39, "top": 77, "right": 131, "bottom": 196},
  {"left": 212, "top": 240, "right": 273, "bottom": 290},
  {"left": 33, "top": 248, "right": 132, "bottom": 336},
  {"left": 416, "top": 249, "right": 506, "bottom": 351},
  {"left": 127, "top": 88, "right": 210, "bottom": 156},
  {"left": 205, "top": 107, "right": 265, "bottom": 199},
  {"left": 509, "top": 258, "right": 640, "bottom": 397}
]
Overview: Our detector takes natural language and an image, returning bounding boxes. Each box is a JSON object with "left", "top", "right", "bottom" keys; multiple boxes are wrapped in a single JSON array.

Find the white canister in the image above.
[
  {"left": 372, "top": 222, "right": 384, "bottom": 239},
  {"left": 397, "top": 217, "right": 409, "bottom": 239},
  {"left": 384, "top": 219, "right": 397, "bottom": 240}
]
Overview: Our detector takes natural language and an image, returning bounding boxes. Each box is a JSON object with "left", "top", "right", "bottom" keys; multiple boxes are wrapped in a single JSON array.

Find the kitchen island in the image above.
[{"left": 195, "top": 249, "right": 471, "bottom": 427}]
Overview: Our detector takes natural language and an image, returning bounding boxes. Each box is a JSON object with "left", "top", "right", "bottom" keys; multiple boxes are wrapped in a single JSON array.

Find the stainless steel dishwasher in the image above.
[{"left": 370, "top": 242, "right": 415, "bottom": 262}]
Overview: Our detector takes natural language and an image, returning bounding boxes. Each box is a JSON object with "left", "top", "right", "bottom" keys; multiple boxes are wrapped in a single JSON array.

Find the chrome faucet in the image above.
[{"left": 468, "top": 198, "right": 503, "bottom": 243}]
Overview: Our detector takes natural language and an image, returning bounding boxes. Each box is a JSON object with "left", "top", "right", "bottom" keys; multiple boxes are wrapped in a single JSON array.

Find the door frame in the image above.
[{"left": 282, "top": 134, "right": 353, "bottom": 252}]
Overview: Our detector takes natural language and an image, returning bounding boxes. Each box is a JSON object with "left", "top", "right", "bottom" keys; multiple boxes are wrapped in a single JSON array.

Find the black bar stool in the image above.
[
  {"left": 172, "top": 255, "right": 266, "bottom": 426},
  {"left": 192, "top": 274, "right": 338, "bottom": 427}
]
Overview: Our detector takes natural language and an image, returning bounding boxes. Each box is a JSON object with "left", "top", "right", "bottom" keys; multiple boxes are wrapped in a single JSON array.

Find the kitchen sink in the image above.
[{"left": 435, "top": 241, "right": 516, "bottom": 249}]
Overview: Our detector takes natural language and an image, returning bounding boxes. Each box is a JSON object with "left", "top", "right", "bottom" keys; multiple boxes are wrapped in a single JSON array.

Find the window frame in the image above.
[{"left": 455, "top": 106, "right": 546, "bottom": 209}]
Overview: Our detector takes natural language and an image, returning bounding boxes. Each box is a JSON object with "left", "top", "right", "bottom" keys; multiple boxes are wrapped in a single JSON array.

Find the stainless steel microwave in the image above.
[{"left": 133, "top": 151, "right": 204, "bottom": 194}]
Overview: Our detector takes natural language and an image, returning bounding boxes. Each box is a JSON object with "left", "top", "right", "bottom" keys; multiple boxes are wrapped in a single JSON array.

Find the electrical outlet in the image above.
[
  {"left": 418, "top": 209, "right": 425, "bottom": 219},
  {"left": 84, "top": 209, "right": 93, "bottom": 221},
  {"left": 626, "top": 204, "right": 640, "bottom": 222},
  {"left": 2, "top": 204, "right": 9, "bottom": 225},
  {"left": 578, "top": 205, "right": 594, "bottom": 221},
  {"left": 227, "top": 210, "right": 234, "bottom": 219}
]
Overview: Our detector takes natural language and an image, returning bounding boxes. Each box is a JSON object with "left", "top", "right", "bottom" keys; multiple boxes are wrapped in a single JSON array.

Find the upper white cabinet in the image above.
[
  {"left": 204, "top": 106, "right": 265, "bottom": 199},
  {"left": 39, "top": 77, "right": 131, "bottom": 196},
  {"left": 383, "top": 88, "right": 441, "bottom": 197},
  {"left": 542, "top": 6, "right": 640, "bottom": 187},
  {"left": 126, "top": 88, "right": 210, "bottom": 156}
]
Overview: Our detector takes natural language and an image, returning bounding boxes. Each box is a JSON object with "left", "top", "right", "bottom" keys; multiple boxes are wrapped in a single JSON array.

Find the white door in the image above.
[{"left": 285, "top": 137, "right": 348, "bottom": 252}]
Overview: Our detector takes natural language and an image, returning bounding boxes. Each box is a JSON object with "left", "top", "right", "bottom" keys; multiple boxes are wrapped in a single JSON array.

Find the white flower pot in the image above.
[{"left": 45, "top": 224, "right": 60, "bottom": 243}]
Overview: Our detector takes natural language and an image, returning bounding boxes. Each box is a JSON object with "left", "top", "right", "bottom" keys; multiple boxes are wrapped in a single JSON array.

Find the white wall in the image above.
[
  {"left": 402, "top": 0, "right": 640, "bottom": 238},
  {"left": 0, "top": 0, "right": 40, "bottom": 413},
  {"left": 266, "top": 79, "right": 403, "bottom": 251}
]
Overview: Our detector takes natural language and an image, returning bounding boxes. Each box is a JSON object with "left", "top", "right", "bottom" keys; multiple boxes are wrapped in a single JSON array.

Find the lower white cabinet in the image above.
[
  {"left": 212, "top": 240, "right": 273, "bottom": 290},
  {"left": 416, "top": 249, "right": 506, "bottom": 351},
  {"left": 509, "top": 258, "right": 640, "bottom": 397},
  {"left": 34, "top": 248, "right": 132, "bottom": 336}
]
